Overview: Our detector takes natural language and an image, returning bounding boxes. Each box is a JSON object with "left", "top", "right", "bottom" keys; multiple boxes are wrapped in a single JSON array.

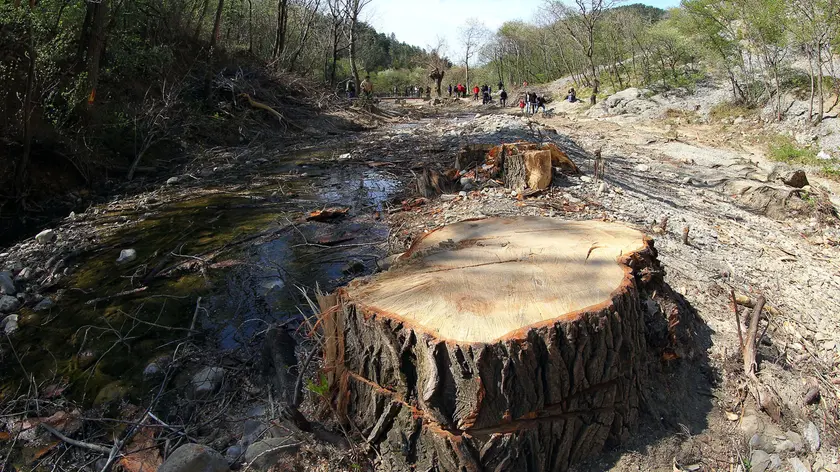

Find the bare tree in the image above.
[
  {"left": 428, "top": 37, "right": 449, "bottom": 97},
  {"left": 458, "top": 18, "right": 487, "bottom": 87},
  {"left": 15, "top": 0, "right": 36, "bottom": 196},
  {"left": 274, "top": 0, "right": 290, "bottom": 58},
  {"left": 325, "top": 0, "right": 345, "bottom": 86},
  {"left": 546, "top": 0, "right": 619, "bottom": 104},
  {"left": 344, "top": 0, "right": 372, "bottom": 93}
]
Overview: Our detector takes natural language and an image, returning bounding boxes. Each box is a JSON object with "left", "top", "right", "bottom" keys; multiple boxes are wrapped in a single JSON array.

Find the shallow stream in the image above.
[{"left": 0, "top": 145, "right": 400, "bottom": 406}]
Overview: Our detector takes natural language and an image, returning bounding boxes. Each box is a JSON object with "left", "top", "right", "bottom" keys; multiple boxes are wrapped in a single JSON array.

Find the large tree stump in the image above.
[{"left": 323, "top": 217, "right": 658, "bottom": 471}]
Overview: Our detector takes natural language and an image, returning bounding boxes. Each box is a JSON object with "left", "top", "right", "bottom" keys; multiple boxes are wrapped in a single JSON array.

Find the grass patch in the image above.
[
  {"left": 767, "top": 134, "right": 840, "bottom": 180},
  {"left": 767, "top": 135, "right": 818, "bottom": 164},
  {"left": 664, "top": 108, "right": 700, "bottom": 124},
  {"left": 709, "top": 102, "right": 757, "bottom": 122}
]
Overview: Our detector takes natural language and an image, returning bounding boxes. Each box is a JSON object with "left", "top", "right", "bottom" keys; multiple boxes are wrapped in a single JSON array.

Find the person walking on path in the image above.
[
  {"left": 473, "top": 85, "right": 480, "bottom": 100},
  {"left": 360, "top": 76, "right": 373, "bottom": 98},
  {"left": 499, "top": 89, "right": 507, "bottom": 107},
  {"left": 519, "top": 98, "right": 526, "bottom": 114},
  {"left": 448, "top": 84, "right": 453, "bottom": 97},
  {"left": 537, "top": 95, "right": 546, "bottom": 113}
]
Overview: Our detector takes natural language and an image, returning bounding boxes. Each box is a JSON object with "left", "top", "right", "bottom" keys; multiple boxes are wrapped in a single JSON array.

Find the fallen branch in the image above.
[
  {"left": 731, "top": 289, "right": 744, "bottom": 351},
  {"left": 40, "top": 423, "right": 112, "bottom": 455},
  {"left": 85, "top": 287, "right": 148, "bottom": 305},
  {"left": 733, "top": 293, "right": 782, "bottom": 317}
]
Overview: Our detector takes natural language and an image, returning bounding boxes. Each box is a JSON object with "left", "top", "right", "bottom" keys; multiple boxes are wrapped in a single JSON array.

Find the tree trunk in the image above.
[
  {"left": 204, "top": 0, "right": 225, "bottom": 98},
  {"left": 348, "top": 5, "right": 360, "bottom": 93},
  {"left": 85, "top": 0, "right": 109, "bottom": 109},
  {"left": 16, "top": 5, "right": 36, "bottom": 196},
  {"left": 323, "top": 217, "right": 657, "bottom": 471},
  {"left": 807, "top": 49, "right": 815, "bottom": 123},
  {"left": 247, "top": 0, "right": 253, "bottom": 54},
  {"left": 817, "top": 45, "right": 824, "bottom": 124},
  {"left": 273, "top": 0, "right": 289, "bottom": 59}
]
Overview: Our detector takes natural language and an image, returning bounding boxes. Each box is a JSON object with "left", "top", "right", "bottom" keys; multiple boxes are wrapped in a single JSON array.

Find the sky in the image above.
[{"left": 367, "top": 0, "right": 681, "bottom": 58}]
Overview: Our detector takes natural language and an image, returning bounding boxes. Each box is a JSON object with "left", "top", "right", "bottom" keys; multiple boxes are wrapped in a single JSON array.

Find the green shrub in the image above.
[{"left": 709, "top": 102, "right": 756, "bottom": 122}]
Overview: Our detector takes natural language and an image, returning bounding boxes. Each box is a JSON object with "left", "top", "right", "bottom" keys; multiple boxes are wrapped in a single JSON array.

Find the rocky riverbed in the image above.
[{"left": 1, "top": 97, "right": 839, "bottom": 471}]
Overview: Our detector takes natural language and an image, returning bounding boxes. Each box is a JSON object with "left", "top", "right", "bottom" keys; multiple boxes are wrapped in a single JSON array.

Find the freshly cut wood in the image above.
[
  {"left": 323, "top": 217, "right": 659, "bottom": 471},
  {"left": 505, "top": 150, "right": 553, "bottom": 191}
]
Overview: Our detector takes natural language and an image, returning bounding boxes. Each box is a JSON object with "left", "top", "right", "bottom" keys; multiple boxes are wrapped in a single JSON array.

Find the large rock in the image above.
[
  {"left": 0, "top": 271, "right": 15, "bottom": 295},
  {"left": 159, "top": 443, "right": 229, "bottom": 472},
  {"left": 0, "top": 295, "right": 21, "bottom": 313},
  {"left": 243, "top": 438, "right": 299, "bottom": 470}
]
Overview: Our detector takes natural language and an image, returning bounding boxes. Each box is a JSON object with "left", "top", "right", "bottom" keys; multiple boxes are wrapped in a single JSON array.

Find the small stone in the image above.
[
  {"left": 224, "top": 445, "right": 244, "bottom": 466},
  {"left": 244, "top": 438, "right": 299, "bottom": 470},
  {"left": 787, "top": 457, "right": 810, "bottom": 472},
  {"left": 15, "top": 268, "right": 31, "bottom": 282},
  {"left": 191, "top": 367, "right": 225, "bottom": 398},
  {"left": 580, "top": 176, "right": 592, "bottom": 183},
  {"left": 803, "top": 421, "right": 820, "bottom": 451},
  {"left": 116, "top": 249, "right": 137, "bottom": 265},
  {"left": 0, "top": 272, "right": 15, "bottom": 295},
  {"left": 635, "top": 164, "right": 650, "bottom": 172},
  {"left": 36, "top": 229, "right": 56, "bottom": 244},
  {"left": 780, "top": 170, "right": 809, "bottom": 188},
  {"left": 2, "top": 314, "right": 19, "bottom": 335},
  {"left": 33, "top": 298, "right": 54, "bottom": 312},
  {"left": 342, "top": 260, "right": 365, "bottom": 275},
  {"left": 440, "top": 194, "right": 457, "bottom": 201},
  {"left": 166, "top": 176, "right": 181, "bottom": 185},
  {"left": 598, "top": 182, "right": 607, "bottom": 194},
  {"left": 0, "top": 295, "right": 21, "bottom": 313},
  {"left": 376, "top": 254, "right": 402, "bottom": 271},
  {"left": 750, "top": 450, "right": 771, "bottom": 472},
  {"left": 459, "top": 191, "right": 468, "bottom": 197},
  {"left": 338, "top": 153, "right": 351, "bottom": 160},
  {"left": 510, "top": 190, "right": 519, "bottom": 196},
  {"left": 816, "top": 150, "right": 832, "bottom": 160},
  {"left": 159, "top": 443, "right": 229, "bottom": 472}
]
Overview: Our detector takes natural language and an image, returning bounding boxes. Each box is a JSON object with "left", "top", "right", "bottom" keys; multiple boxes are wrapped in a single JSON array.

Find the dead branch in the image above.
[
  {"left": 682, "top": 226, "right": 690, "bottom": 245},
  {"left": 743, "top": 296, "right": 764, "bottom": 377},
  {"left": 733, "top": 293, "right": 782, "bottom": 317},
  {"left": 85, "top": 287, "right": 148, "bottom": 305},
  {"left": 731, "top": 289, "right": 744, "bottom": 351},
  {"left": 40, "top": 423, "right": 112, "bottom": 454}
]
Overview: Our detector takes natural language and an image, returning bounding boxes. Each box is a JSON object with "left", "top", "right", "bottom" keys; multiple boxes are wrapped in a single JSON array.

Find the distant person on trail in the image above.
[
  {"left": 519, "top": 98, "right": 526, "bottom": 114},
  {"left": 482, "top": 89, "right": 491, "bottom": 104},
  {"left": 499, "top": 89, "right": 508, "bottom": 107},
  {"left": 448, "top": 84, "right": 453, "bottom": 97},
  {"left": 360, "top": 76, "right": 373, "bottom": 98},
  {"left": 426, "top": 86, "right": 431, "bottom": 97},
  {"left": 346, "top": 80, "right": 355, "bottom": 99},
  {"left": 567, "top": 87, "right": 576, "bottom": 102},
  {"left": 405, "top": 86, "right": 409, "bottom": 97},
  {"left": 473, "top": 85, "right": 480, "bottom": 100},
  {"left": 498, "top": 80, "right": 504, "bottom": 91}
]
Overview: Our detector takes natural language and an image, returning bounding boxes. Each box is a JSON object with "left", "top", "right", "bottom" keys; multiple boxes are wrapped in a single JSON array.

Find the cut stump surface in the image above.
[{"left": 324, "top": 217, "right": 658, "bottom": 471}]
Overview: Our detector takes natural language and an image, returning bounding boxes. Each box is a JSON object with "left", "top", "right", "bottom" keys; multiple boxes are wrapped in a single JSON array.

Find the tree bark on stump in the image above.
[{"left": 323, "top": 217, "right": 659, "bottom": 471}]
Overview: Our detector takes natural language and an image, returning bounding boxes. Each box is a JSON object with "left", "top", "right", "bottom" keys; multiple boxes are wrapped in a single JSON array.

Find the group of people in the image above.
[
  {"left": 517, "top": 90, "right": 547, "bottom": 115},
  {"left": 394, "top": 85, "right": 431, "bottom": 98},
  {"left": 345, "top": 76, "right": 374, "bottom": 99}
]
